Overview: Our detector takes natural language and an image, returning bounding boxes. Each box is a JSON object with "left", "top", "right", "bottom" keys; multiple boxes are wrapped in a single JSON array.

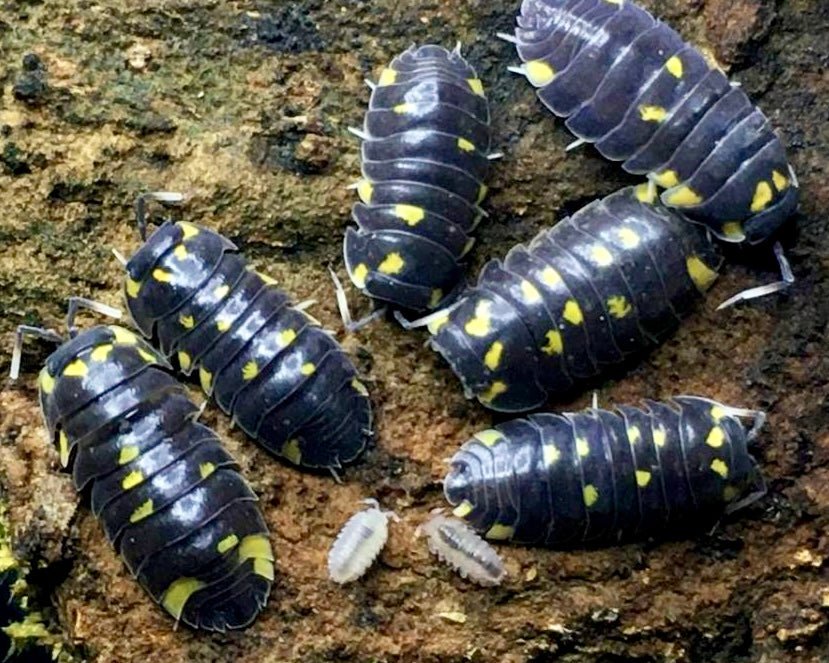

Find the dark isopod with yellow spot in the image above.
[
  {"left": 428, "top": 185, "right": 722, "bottom": 412},
  {"left": 343, "top": 44, "right": 494, "bottom": 313},
  {"left": 444, "top": 396, "right": 767, "bottom": 546},
  {"left": 23, "top": 323, "right": 274, "bottom": 631},
  {"left": 507, "top": 0, "right": 799, "bottom": 244},
  {"left": 121, "top": 213, "right": 372, "bottom": 471}
]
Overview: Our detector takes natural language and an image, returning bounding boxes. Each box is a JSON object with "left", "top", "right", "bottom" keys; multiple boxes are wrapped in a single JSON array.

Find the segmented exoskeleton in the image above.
[
  {"left": 19, "top": 322, "right": 274, "bottom": 631},
  {"left": 344, "top": 44, "right": 494, "bottom": 313},
  {"left": 444, "top": 396, "right": 766, "bottom": 547},
  {"left": 428, "top": 186, "right": 722, "bottom": 412},
  {"left": 507, "top": 0, "right": 799, "bottom": 244},
  {"left": 122, "top": 209, "right": 371, "bottom": 471}
]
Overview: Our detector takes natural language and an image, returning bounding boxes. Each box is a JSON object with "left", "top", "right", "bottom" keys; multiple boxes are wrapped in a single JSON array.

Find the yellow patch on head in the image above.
[
  {"left": 178, "top": 222, "right": 200, "bottom": 240},
  {"left": 242, "top": 361, "right": 259, "bottom": 381},
  {"left": 161, "top": 578, "right": 206, "bottom": 621},
  {"left": 277, "top": 328, "right": 296, "bottom": 347},
  {"left": 351, "top": 378, "right": 369, "bottom": 396},
  {"left": 90, "top": 344, "right": 113, "bottom": 362},
  {"left": 357, "top": 180, "right": 373, "bottom": 204},
  {"left": 636, "top": 470, "right": 652, "bottom": 487},
  {"left": 179, "top": 314, "right": 195, "bottom": 329},
  {"left": 118, "top": 445, "right": 140, "bottom": 465},
  {"left": 63, "top": 359, "right": 88, "bottom": 378},
  {"left": 58, "top": 430, "right": 70, "bottom": 468},
  {"left": 711, "top": 405, "right": 727, "bottom": 421},
  {"left": 464, "top": 300, "right": 493, "bottom": 337},
  {"left": 525, "top": 60, "right": 555, "bottom": 86},
  {"left": 543, "top": 443, "right": 561, "bottom": 466},
  {"left": 393, "top": 204, "right": 425, "bottom": 226},
  {"left": 521, "top": 280, "right": 542, "bottom": 303},
  {"left": 152, "top": 268, "right": 173, "bottom": 283},
  {"left": 750, "top": 181, "right": 773, "bottom": 212},
  {"left": 199, "top": 462, "right": 216, "bottom": 479},
  {"left": 214, "top": 285, "right": 230, "bottom": 300},
  {"left": 576, "top": 438, "right": 590, "bottom": 457},
  {"left": 378, "top": 68, "right": 397, "bottom": 86},
  {"left": 485, "top": 524, "right": 515, "bottom": 541},
  {"left": 617, "top": 227, "right": 640, "bottom": 249},
  {"left": 666, "top": 55, "right": 684, "bottom": 78},
  {"left": 38, "top": 369, "right": 55, "bottom": 394},
  {"left": 562, "top": 299, "right": 583, "bottom": 325},
  {"left": 393, "top": 102, "right": 413, "bottom": 114},
  {"left": 238, "top": 534, "right": 275, "bottom": 562},
  {"left": 467, "top": 78, "right": 485, "bottom": 96},
  {"left": 627, "top": 426, "right": 641, "bottom": 444},
  {"left": 635, "top": 182, "right": 657, "bottom": 203},
  {"left": 217, "top": 534, "right": 239, "bottom": 554},
  {"left": 281, "top": 438, "right": 302, "bottom": 465},
  {"left": 351, "top": 263, "right": 369, "bottom": 289},
  {"left": 122, "top": 470, "right": 144, "bottom": 490},
  {"left": 540, "top": 267, "right": 562, "bottom": 286},
  {"left": 110, "top": 326, "right": 138, "bottom": 345},
  {"left": 772, "top": 170, "right": 790, "bottom": 191},
  {"left": 173, "top": 245, "right": 188, "bottom": 260},
  {"left": 254, "top": 558, "right": 275, "bottom": 580},
  {"left": 483, "top": 341, "right": 504, "bottom": 370},
  {"left": 452, "top": 500, "right": 474, "bottom": 519},
  {"left": 130, "top": 499, "right": 154, "bottom": 523},
  {"left": 427, "top": 312, "right": 450, "bottom": 334},
  {"left": 652, "top": 170, "right": 680, "bottom": 189},
  {"left": 653, "top": 426, "right": 667, "bottom": 447},
  {"left": 429, "top": 288, "right": 443, "bottom": 308},
  {"left": 199, "top": 367, "right": 213, "bottom": 393},
  {"left": 607, "top": 295, "right": 632, "bottom": 318},
  {"left": 473, "top": 429, "right": 503, "bottom": 447},
  {"left": 378, "top": 252, "right": 405, "bottom": 275},
  {"left": 710, "top": 458, "right": 729, "bottom": 478},
  {"left": 686, "top": 255, "right": 718, "bottom": 291},
  {"left": 177, "top": 351, "right": 192, "bottom": 371},
  {"left": 300, "top": 362, "right": 316, "bottom": 376},
  {"left": 542, "top": 329, "right": 563, "bottom": 355},
  {"left": 457, "top": 137, "right": 476, "bottom": 152},
  {"left": 639, "top": 105, "right": 667, "bottom": 122},
  {"left": 583, "top": 484, "right": 599, "bottom": 507},
  {"left": 665, "top": 185, "right": 703, "bottom": 207},
  {"left": 721, "top": 221, "right": 745, "bottom": 241},
  {"left": 479, "top": 380, "right": 507, "bottom": 403},
  {"left": 126, "top": 276, "right": 142, "bottom": 298},
  {"left": 706, "top": 426, "right": 725, "bottom": 448}
]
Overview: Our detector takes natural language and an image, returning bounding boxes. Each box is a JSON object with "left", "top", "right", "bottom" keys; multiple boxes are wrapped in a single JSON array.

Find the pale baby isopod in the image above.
[
  {"left": 328, "top": 499, "right": 397, "bottom": 584},
  {"left": 420, "top": 513, "right": 506, "bottom": 586}
]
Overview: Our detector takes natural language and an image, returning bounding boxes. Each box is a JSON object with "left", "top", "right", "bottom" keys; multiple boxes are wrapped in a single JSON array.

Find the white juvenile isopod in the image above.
[
  {"left": 328, "top": 499, "right": 397, "bottom": 584},
  {"left": 419, "top": 513, "right": 506, "bottom": 586}
]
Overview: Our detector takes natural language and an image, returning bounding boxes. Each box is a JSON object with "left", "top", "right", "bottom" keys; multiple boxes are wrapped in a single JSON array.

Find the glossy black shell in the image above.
[
  {"left": 37, "top": 325, "right": 273, "bottom": 631},
  {"left": 444, "top": 396, "right": 764, "bottom": 546},
  {"left": 123, "top": 220, "right": 371, "bottom": 470},
  {"left": 429, "top": 186, "right": 722, "bottom": 412},
  {"left": 511, "top": 0, "right": 799, "bottom": 244},
  {"left": 343, "top": 44, "right": 493, "bottom": 313}
]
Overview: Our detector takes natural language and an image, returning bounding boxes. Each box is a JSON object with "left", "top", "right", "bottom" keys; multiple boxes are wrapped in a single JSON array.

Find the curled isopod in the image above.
[
  {"left": 328, "top": 499, "right": 396, "bottom": 584},
  {"left": 420, "top": 514, "right": 506, "bottom": 586}
]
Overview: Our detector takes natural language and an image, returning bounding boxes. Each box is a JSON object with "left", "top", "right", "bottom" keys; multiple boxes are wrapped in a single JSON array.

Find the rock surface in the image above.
[{"left": 0, "top": 0, "right": 827, "bottom": 661}]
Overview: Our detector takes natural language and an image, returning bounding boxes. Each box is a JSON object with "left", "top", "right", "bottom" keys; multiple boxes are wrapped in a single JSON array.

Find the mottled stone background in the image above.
[{"left": 0, "top": 1, "right": 827, "bottom": 661}]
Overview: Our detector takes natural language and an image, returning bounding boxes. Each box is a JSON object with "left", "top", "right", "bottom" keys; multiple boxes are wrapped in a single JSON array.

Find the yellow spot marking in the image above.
[
  {"left": 282, "top": 438, "right": 302, "bottom": 465},
  {"left": 521, "top": 280, "right": 542, "bottom": 303},
  {"left": 238, "top": 534, "right": 275, "bottom": 562},
  {"left": 217, "top": 534, "right": 239, "bottom": 554},
  {"left": 58, "top": 430, "right": 70, "bottom": 468},
  {"left": 393, "top": 204, "right": 425, "bottom": 226},
  {"left": 607, "top": 295, "right": 632, "bottom": 318},
  {"left": 723, "top": 485, "right": 739, "bottom": 502},
  {"left": 130, "top": 499, "right": 154, "bottom": 523},
  {"left": 467, "top": 78, "right": 485, "bottom": 96},
  {"left": 118, "top": 445, "right": 140, "bottom": 465},
  {"left": 477, "top": 184, "right": 488, "bottom": 204},
  {"left": 126, "top": 276, "right": 142, "bottom": 298},
  {"left": 635, "top": 182, "right": 657, "bottom": 203},
  {"left": 525, "top": 60, "right": 555, "bottom": 86},
  {"left": 199, "top": 462, "right": 216, "bottom": 479},
  {"left": 543, "top": 443, "right": 561, "bottom": 466},
  {"left": 465, "top": 300, "right": 492, "bottom": 337},
  {"left": 652, "top": 169, "right": 679, "bottom": 188},
  {"left": 576, "top": 438, "right": 589, "bottom": 457},
  {"left": 173, "top": 245, "right": 188, "bottom": 260},
  {"left": 639, "top": 105, "right": 667, "bottom": 122},
  {"left": 110, "top": 326, "right": 138, "bottom": 345},
  {"left": 179, "top": 314, "right": 195, "bottom": 329},
  {"left": 583, "top": 484, "right": 599, "bottom": 507},
  {"left": 351, "top": 378, "right": 369, "bottom": 396},
  {"left": 706, "top": 426, "right": 725, "bottom": 448},
  {"left": 427, "top": 312, "right": 450, "bottom": 334},
  {"left": 357, "top": 180, "right": 373, "bottom": 204},
  {"left": 711, "top": 405, "right": 727, "bottom": 421},
  {"left": 152, "top": 268, "right": 173, "bottom": 283},
  {"left": 473, "top": 429, "right": 503, "bottom": 447},
  {"left": 457, "top": 137, "right": 476, "bottom": 152},
  {"left": 177, "top": 351, "right": 192, "bottom": 371},
  {"left": 242, "top": 361, "right": 259, "bottom": 381},
  {"left": 540, "top": 267, "right": 561, "bottom": 286},
  {"left": 90, "top": 344, "right": 113, "bottom": 362},
  {"left": 452, "top": 500, "right": 474, "bottom": 519},
  {"left": 393, "top": 102, "right": 413, "bottom": 114},
  {"left": 627, "top": 426, "right": 641, "bottom": 444},
  {"left": 666, "top": 55, "right": 684, "bottom": 78},
  {"left": 161, "top": 578, "right": 205, "bottom": 621},
  {"left": 378, "top": 252, "right": 405, "bottom": 275},
  {"left": 254, "top": 558, "right": 275, "bottom": 581},
  {"left": 710, "top": 458, "right": 729, "bottom": 478},
  {"left": 772, "top": 169, "right": 790, "bottom": 191},
  {"left": 750, "top": 181, "right": 773, "bottom": 212},
  {"left": 686, "top": 255, "right": 718, "bottom": 291},
  {"left": 653, "top": 427, "right": 667, "bottom": 448},
  {"left": 214, "top": 284, "right": 230, "bottom": 299},
  {"left": 618, "top": 227, "right": 640, "bottom": 249},
  {"left": 636, "top": 470, "right": 652, "bottom": 487},
  {"left": 199, "top": 367, "right": 213, "bottom": 393},
  {"left": 378, "top": 68, "right": 397, "bottom": 86},
  {"left": 429, "top": 288, "right": 443, "bottom": 308},
  {"left": 38, "top": 369, "right": 55, "bottom": 394},
  {"left": 216, "top": 318, "right": 231, "bottom": 332},
  {"left": 542, "top": 329, "right": 563, "bottom": 355},
  {"left": 479, "top": 381, "right": 507, "bottom": 403},
  {"left": 277, "top": 329, "right": 297, "bottom": 347},
  {"left": 122, "top": 470, "right": 144, "bottom": 490},
  {"left": 665, "top": 185, "right": 703, "bottom": 207},
  {"left": 300, "top": 362, "right": 316, "bottom": 376},
  {"left": 63, "top": 359, "right": 88, "bottom": 378},
  {"left": 562, "top": 299, "right": 583, "bottom": 325},
  {"left": 178, "top": 222, "right": 200, "bottom": 240},
  {"left": 351, "top": 263, "right": 369, "bottom": 288},
  {"left": 483, "top": 341, "right": 504, "bottom": 370},
  {"left": 722, "top": 221, "right": 745, "bottom": 240},
  {"left": 485, "top": 524, "right": 515, "bottom": 541},
  {"left": 137, "top": 348, "right": 156, "bottom": 363},
  {"left": 257, "top": 271, "right": 278, "bottom": 286}
]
